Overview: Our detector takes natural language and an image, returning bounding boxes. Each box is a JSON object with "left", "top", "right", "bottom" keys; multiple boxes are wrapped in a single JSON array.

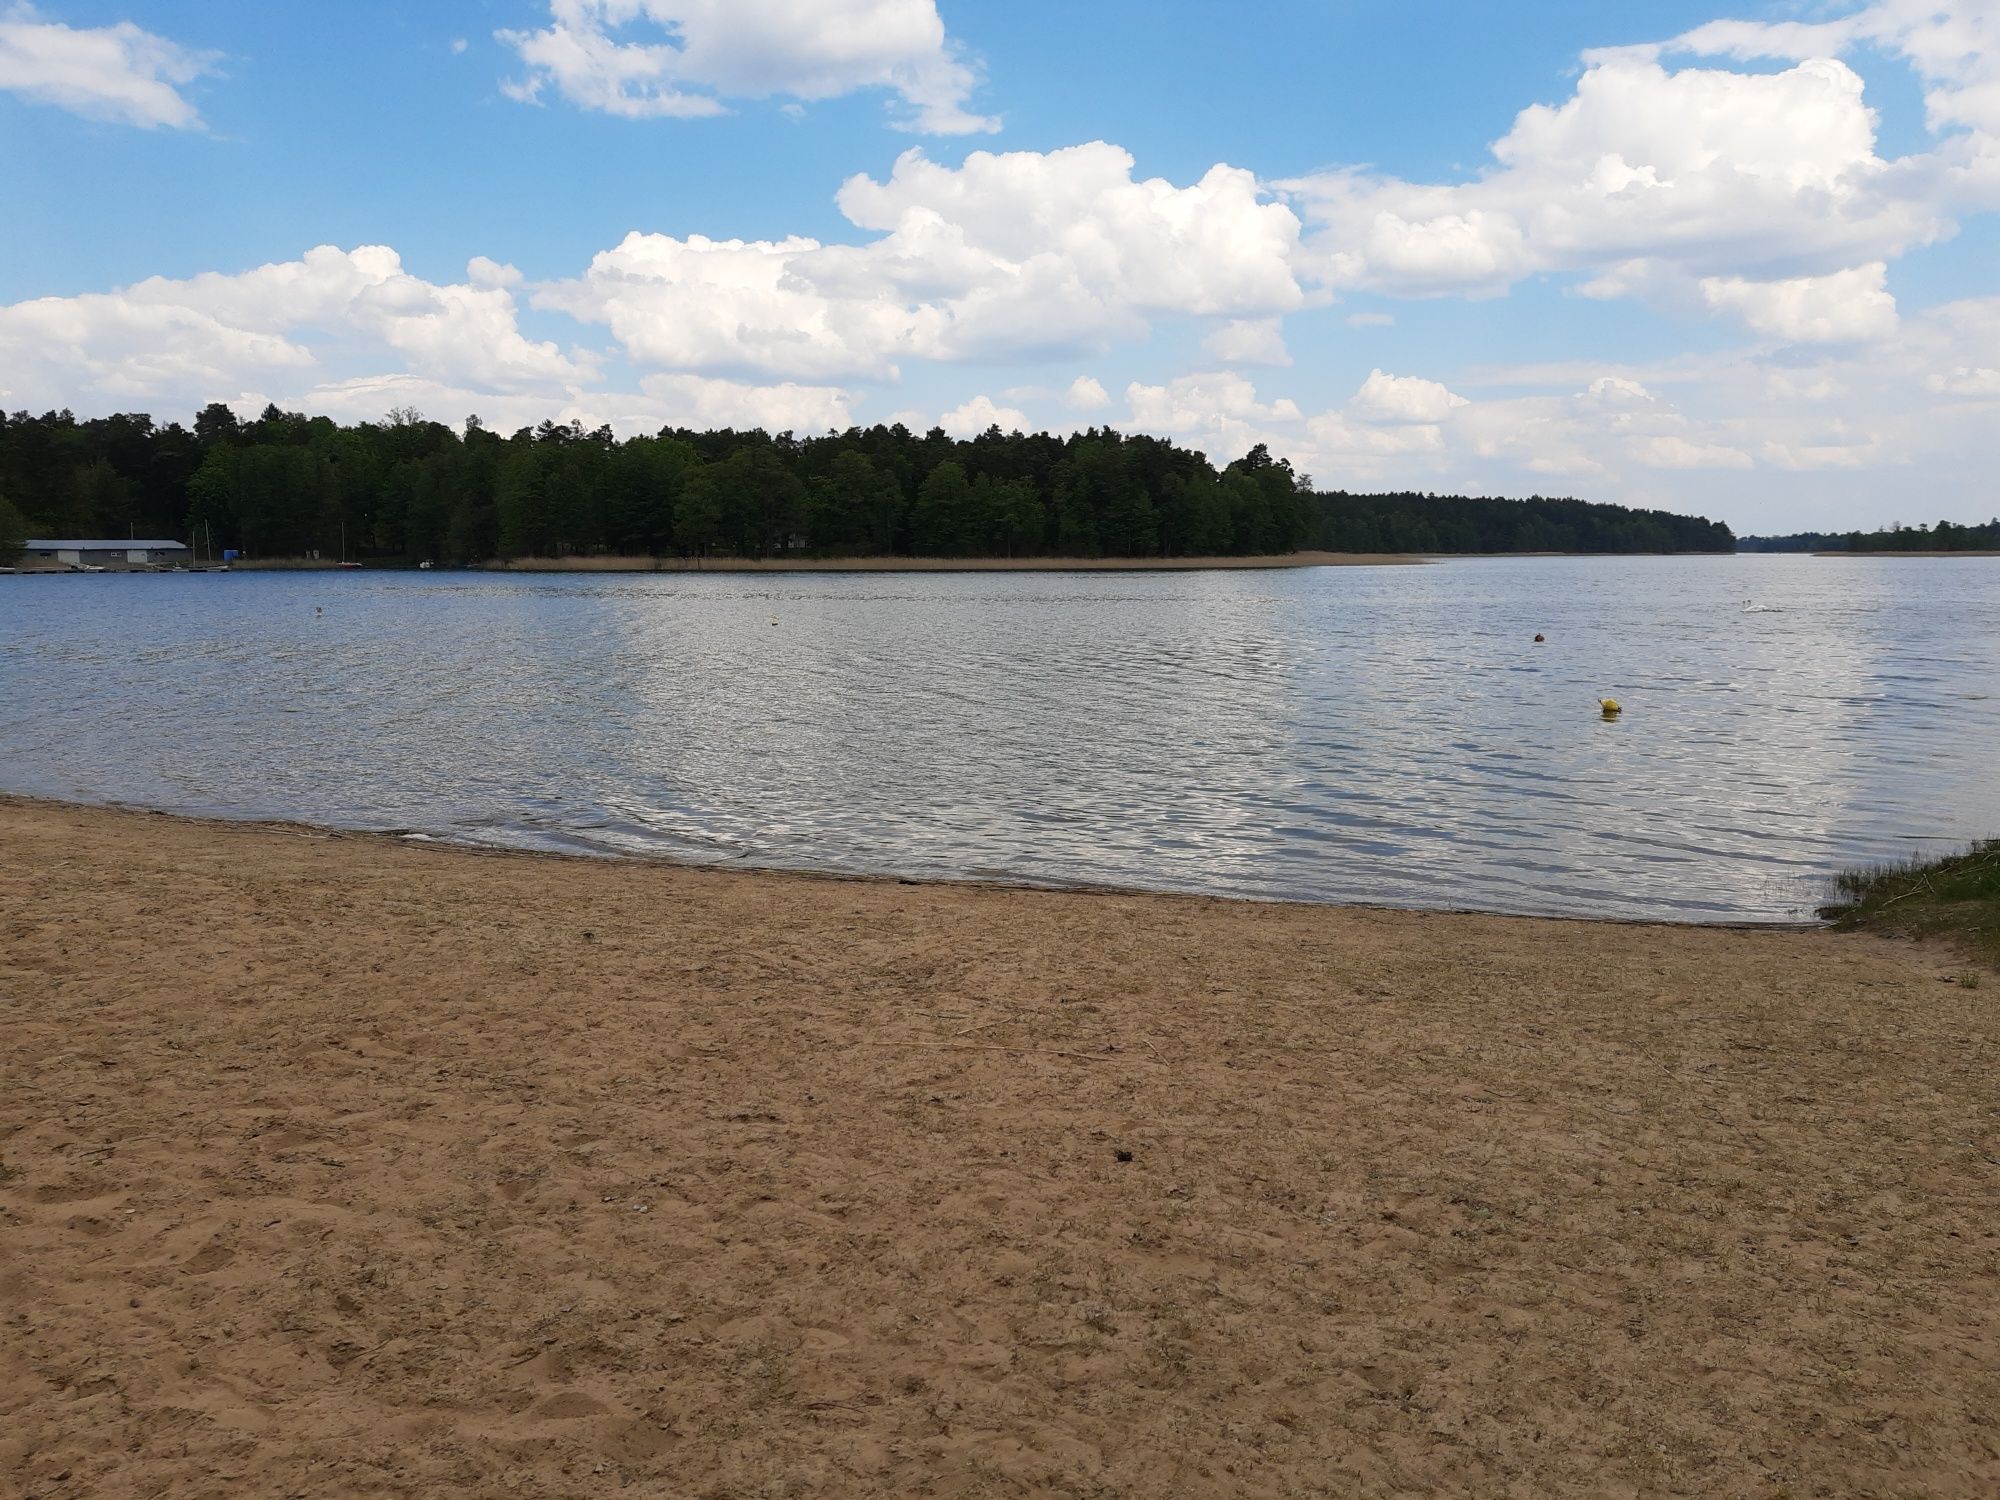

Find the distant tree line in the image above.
[
  {"left": 1740, "top": 519, "right": 2000, "bottom": 553},
  {"left": 0, "top": 404, "right": 1734, "bottom": 565},
  {"left": 1313, "top": 490, "right": 1730, "bottom": 554},
  {"left": 1734, "top": 531, "right": 1845, "bottom": 553}
]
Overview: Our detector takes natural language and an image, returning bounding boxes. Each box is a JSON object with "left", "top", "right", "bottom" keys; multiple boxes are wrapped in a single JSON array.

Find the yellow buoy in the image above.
[{"left": 1600, "top": 698, "right": 1622, "bottom": 717}]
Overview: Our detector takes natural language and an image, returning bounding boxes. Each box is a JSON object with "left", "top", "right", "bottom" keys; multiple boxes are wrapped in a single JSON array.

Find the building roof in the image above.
[{"left": 25, "top": 539, "right": 190, "bottom": 550}]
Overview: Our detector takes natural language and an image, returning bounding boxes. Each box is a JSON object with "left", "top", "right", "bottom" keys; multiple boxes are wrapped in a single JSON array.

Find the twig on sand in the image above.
[
  {"left": 860, "top": 1039, "right": 1122, "bottom": 1063},
  {"left": 1878, "top": 875, "right": 1938, "bottom": 912}
]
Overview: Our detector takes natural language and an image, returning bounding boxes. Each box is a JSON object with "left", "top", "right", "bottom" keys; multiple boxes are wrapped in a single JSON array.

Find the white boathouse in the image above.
[{"left": 20, "top": 539, "right": 192, "bottom": 569}]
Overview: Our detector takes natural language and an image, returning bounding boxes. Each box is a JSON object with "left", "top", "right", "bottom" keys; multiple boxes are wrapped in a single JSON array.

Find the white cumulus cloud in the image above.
[
  {"left": 1698, "top": 262, "right": 1898, "bottom": 344},
  {"left": 0, "top": 4, "right": 217, "bottom": 128},
  {"left": 1351, "top": 369, "right": 1470, "bottom": 424},
  {"left": 467, "top": 256, "right": 525, "bottom": 290},
  {"left": 1065, "top": 375, "right": 1110, "bottom": 411},
  {"left": 634, "top": 372, "right": 853, "bottom": 432},
  {"left": 830, "top": 144, "right": 1303, "bottom": 318},
  {"left": 1670, "top": 0, "right": 2000, "bottom": 142},
  {"left": 1283, "top": 53, "right": 1943, "bottom": 301},
  {"left": 1202, "top": 317, "right": 1291, "bottom": 366},
  {"left": 536, "top": 232, "right": 897, "bottom": 379},
  {"left": 1926, "top": 365, "right": 2000, "bottom": 398},
  {"left": 939, "top": 394, "right": 1028, "bottom": 437},
  {"left": 498, "top": 0, "right": 996, "bottom": 134},
  {"left": 1122, "top": 372, "right": 1302, "bottom": 461},
  {"left": 0, "top": 245, "right": 593, "bottom": 412},
  {"left": 1272, "top": 1, "right": 2000, "bottom": 349},
  {"left": 538, "top": 143, "right": 1307, "bottom": 379},
  {"left": 1630, "top": 434, "right": 1755, "bottom": 470}
]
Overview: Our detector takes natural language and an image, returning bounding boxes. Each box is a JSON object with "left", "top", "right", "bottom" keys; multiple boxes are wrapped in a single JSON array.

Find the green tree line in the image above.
[
  {"left": 1741, "top": 519, "right": 2000, "bottom": 553},
  {"left": 0, "top": 404, "right": 1733, "bottom": 565}
]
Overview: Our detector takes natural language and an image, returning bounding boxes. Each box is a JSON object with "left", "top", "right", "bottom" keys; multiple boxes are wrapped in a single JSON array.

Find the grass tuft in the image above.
[{"left": 1819, "top": 839, "right": 2000, "bottom": 967}]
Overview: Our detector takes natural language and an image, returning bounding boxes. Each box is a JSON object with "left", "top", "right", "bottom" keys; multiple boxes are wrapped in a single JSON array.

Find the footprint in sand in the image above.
[
  {"left": 531, "top": 1391, "right": 611, "bottom": 1421},
  {"left": 33, "top": 1183, "right": 116, "bottom": 1206},
  {"left": 182, "top": 1242, "right": 235, "bottom": 1275}
]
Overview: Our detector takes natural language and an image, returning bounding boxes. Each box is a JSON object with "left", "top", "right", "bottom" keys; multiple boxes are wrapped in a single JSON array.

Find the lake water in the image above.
[{"left": 4, "top": 556, "right": 1997, "bottom": 922}]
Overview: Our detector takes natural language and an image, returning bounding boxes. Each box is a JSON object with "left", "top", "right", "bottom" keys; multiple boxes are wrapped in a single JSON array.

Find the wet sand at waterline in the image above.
[{"left": 2, "top": 798, "right": 1995, "bottom": 1498}]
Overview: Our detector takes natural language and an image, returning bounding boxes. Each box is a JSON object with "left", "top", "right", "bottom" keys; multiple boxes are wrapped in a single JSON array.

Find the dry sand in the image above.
[
  {"left": 2, "top": 797, "right": 1995, "bottom": 1498},
  {"left": 480, "top": 551, "right": 1420, "bottom": 573}
]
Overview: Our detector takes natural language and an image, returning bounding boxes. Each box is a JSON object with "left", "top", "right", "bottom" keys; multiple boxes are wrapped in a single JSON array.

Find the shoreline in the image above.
[
  {"left": 477, "top": 550, "right": 1422, "bottom": 572},
  {"left": 9, "top": 551, "right": 1821, "bottom": 577},
  {"left": 0, "top": 792, "right": 1811, "bottom": 928},
  {"left": 4, "top": 796, "right": 1995, "bottom": 1495},
  {"left": 176, "top": 552, "right": 1423, "bottom": 573}
]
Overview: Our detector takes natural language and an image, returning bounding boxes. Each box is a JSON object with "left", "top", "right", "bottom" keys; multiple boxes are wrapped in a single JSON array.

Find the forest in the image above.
[
  {"left": 0, "top": 404, "right": 1736, "bottom": 564},
  {"left": 1740, "top": 519, "right": 2000, "bottom": 553}
]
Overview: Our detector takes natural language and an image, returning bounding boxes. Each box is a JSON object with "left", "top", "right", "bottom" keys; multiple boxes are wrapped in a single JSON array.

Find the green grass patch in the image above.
[{"left": 1819, "top": 840, "right": 2000, "bottom": 968}]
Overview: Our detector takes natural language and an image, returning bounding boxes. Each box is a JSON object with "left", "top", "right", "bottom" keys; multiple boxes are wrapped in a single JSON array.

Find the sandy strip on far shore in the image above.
[
  {"left": 477, "top": 549, "right": 1423, "bottom": 572},
  {"left": 2, "top": 796, "right": 1994, "bottom": 1498}
]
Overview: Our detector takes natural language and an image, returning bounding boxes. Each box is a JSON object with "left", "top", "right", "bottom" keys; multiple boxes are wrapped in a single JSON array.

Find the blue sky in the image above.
[{"left": 2, "top": 0, "right": 1997, "bottom": 532}]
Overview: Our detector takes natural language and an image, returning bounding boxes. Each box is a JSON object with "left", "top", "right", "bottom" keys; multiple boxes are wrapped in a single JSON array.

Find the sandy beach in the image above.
[{"left": 2, "top": 797, "right": 1995, "bottom": 1498}]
